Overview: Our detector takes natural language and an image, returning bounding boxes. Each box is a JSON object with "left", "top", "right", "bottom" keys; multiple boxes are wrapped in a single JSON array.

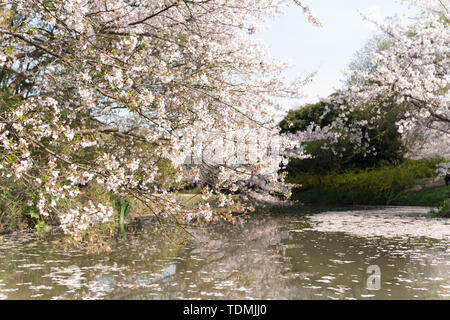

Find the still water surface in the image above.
[{"left": 0, "top": 206, "right": 449, "bottom": 300}]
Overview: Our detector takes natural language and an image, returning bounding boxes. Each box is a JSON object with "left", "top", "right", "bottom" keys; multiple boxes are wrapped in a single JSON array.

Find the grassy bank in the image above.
[
  {"left": 0, "top": 180, "right": 238, "bottom": 235},
  {"left": 0, "top": 181, "right": 149, "bottom": 235},
  {"left": 288, "top": 158, "right": 449, "bottom": 207},
  {"left": 392, "top": 186, "right": 450, "bottom": 206},
  {"left": 291, "top": 185, "right": 449, "bottom": 207}
]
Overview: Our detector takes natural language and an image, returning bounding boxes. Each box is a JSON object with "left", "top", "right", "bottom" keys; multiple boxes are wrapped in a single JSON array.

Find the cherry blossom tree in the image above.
[
  {"left": 0, "top": 0, "right": 320, "bottom": 236},
  {"left": 320, "top": 0, "right": 449, "bottom": 165}
]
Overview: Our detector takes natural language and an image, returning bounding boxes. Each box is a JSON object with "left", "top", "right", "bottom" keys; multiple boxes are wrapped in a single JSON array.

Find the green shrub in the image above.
[
  {"left": 392, "top": 186, "right": 450, "bottom": 206},
  {"left": 0, "top": 177, "right": 51, "bottom": 234},
  {"left": 289, "top": 158, "right": 448, "bottom": 205},
  {"left": 431, "top": 199, "right": 450, "bottom": 217}
]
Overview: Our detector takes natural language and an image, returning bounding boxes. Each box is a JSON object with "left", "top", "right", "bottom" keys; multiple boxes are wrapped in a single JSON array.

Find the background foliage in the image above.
[{"left": 287, "top": 158, "right": 448, "bottom": 205}]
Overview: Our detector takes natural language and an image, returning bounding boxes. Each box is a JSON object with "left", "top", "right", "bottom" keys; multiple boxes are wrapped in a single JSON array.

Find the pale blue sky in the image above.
[{"left": 257, "top": 0, "right": 418, "bottom": 109}]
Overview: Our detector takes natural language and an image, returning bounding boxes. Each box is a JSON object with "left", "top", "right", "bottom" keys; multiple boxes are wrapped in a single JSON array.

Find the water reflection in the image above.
[{"left": 0, "top": 207, "right": 449, "bottom": 299}]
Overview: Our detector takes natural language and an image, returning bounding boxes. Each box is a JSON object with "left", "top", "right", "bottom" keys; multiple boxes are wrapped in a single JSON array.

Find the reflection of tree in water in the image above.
[
  {"left": 159, "top": 218, "right": 313, "bottom": 299},
  {"left": 0, "top": 214, "right": 449, "bottom": 299},
  {"left": 80, "top": 226, "right": 188, "bottom": 299},
  {"left": 0, "top": 227, "right": 187, "bottom": 299},
  {"left": 0, "top": 232, "right": 87, "bottom": 299},
  {"left": 150, "top": 216, "right": 450, "bottom": 300}
]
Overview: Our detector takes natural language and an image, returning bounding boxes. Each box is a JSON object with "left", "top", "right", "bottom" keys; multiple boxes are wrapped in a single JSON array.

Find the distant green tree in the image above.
[
  {"left": 279, "top": 101, "right": 337, "bottom": 134},
  {"left": 280, "top": 98, "right": 406, "bottom": 174}
]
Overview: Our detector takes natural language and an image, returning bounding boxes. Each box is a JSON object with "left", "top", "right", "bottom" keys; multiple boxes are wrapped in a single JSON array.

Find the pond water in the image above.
[{"left": 0, "top": 206, "right": 449, "bottom": 300}]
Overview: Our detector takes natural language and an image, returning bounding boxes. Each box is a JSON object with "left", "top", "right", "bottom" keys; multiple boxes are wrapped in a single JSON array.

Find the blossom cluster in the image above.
[
  {"left": 59, "top": 202, "right": 114, "bottom": 236},
  {"left": 320, "top": 0, "right": 449, "bottom": 158},
  {"left": 0, "top": 0, "right": 318, "bottom": 235}
]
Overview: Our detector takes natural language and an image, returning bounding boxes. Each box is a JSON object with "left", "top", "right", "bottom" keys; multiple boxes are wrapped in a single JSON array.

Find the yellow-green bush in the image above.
[{"left": 288, "top": 158, "right": 448, "bottom": 205}]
